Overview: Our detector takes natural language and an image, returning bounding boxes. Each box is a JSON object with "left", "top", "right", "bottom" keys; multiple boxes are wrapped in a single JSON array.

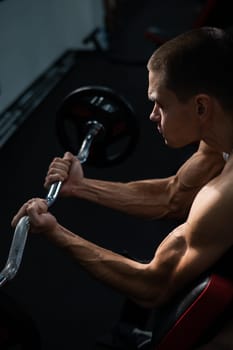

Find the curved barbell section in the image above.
[{"left": 0, "top": 121, "right": 103, "bottom": 287}]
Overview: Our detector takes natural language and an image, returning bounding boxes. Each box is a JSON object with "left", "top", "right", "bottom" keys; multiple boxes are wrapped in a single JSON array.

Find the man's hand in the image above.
[
  {"left": 11, "top": 198, "right": 58, "bottom": 234},
  {"left": 44, "top": 152, "right": 84, "bottom": 197}
]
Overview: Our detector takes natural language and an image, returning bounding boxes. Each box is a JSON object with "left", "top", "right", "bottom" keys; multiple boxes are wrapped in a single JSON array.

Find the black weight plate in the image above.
[{"left": 56, "top": 85, "right": 139, "bottom": 167}]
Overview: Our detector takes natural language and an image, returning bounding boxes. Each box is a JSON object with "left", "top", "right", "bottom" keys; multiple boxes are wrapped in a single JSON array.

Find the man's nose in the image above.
[{"left": 149, "top": 105, "right": 160, "bottom": 121}]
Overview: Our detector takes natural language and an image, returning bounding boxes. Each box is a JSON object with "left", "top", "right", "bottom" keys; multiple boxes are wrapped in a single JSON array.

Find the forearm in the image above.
[
  {"left": 71, "top": 177, "right": 176, "bottom": 219},
  {"left": 65, "top": 144, "right": 225, "bottom": 220},
  {"left": 44, "top": 224, "right": 162, "bottom": 307}
]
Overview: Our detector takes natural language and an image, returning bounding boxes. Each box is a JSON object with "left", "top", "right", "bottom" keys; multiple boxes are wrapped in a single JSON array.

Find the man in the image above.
[{"left": 12, "top": 27, "right": 233, "bottom": 348}]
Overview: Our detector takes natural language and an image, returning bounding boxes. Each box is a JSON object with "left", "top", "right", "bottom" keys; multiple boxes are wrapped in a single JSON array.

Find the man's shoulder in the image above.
[
  {"left": 187, "top": 160, "right": 233, "bottom": 247},
  {"left": 194, "top": 159, "right": 233, "bottom": 204}
]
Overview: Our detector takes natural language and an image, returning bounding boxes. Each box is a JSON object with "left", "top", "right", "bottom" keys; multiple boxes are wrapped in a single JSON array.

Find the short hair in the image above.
[{"left": 147, "top": 27, "right": 233, "bottom": 111}]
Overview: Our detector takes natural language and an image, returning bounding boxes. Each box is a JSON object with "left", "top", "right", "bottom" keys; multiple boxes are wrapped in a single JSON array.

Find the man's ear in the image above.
[
  {"left": 195, "top": 94, "right": 211, "bottom": 120},
  {"left": 197, "top": 102, "right": 205, "bottom": 115}
]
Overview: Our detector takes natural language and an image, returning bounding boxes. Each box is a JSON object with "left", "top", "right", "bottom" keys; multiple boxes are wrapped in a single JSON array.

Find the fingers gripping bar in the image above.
[
  {"left": 46, "top": 120, "right": 102, "bottom": 206},
  {"left": 0, "top": 121, "right": 103, "bottom": 287}
]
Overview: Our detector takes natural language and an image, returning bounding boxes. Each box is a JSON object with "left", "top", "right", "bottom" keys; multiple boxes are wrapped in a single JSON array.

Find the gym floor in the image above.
[{"left": 0, "top": 1, "right": 230, "bottom": 349}]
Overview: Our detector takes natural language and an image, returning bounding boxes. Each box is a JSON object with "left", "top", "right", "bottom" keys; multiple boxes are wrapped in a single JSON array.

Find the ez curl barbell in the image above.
[{"left": 0, "top": 85, "right": 139, "bottom": 287}]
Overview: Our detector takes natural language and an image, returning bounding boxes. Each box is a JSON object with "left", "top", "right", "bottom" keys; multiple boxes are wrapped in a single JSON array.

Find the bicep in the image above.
[
  {"left": 145, "top": 224, "right": 192, "bottom": 303},
  {"left": 168, "top": 142, "right": 225, "bottom": 218},
  {"left": 147, "top": 183, "right": 233, "bottom": 304},
  {"left": 147, "top": 235, "right": 220, "bottom": 306},
  {"left": 173, "top": 178, "right": 233, "bottom": 289}
]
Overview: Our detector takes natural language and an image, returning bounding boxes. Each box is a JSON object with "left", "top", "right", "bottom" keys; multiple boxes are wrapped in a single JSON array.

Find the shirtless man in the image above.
[{"left": 12, "top": 27, "right": 233, "bottom": 348}]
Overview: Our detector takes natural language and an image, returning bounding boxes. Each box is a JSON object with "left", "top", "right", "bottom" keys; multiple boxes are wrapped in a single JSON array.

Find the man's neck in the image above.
[{"left": 203, "top": 111, "right": 233, "bottom": 154}]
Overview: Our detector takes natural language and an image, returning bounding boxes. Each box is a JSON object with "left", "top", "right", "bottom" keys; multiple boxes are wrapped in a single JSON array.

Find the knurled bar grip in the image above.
[{"left": 0, "top": 121, "right": 103, "bottom": 287}]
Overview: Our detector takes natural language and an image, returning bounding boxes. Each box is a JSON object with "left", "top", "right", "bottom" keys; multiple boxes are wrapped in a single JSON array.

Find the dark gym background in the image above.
[{"left": 0, "top": 1, "right": 231, "bottom": 349}]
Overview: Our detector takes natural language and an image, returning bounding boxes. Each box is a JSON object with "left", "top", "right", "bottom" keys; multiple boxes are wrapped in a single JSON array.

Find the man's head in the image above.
[{"left": 147, "top": 27, "right": 233, "bottom": 112}]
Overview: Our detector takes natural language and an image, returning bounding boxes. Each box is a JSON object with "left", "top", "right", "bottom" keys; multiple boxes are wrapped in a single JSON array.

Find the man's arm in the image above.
[
  {"left": 48, "top": 161, "right": 233, "bottom": 307},
  {"left": 13, "top": 165, "right": 233, "bottom": 308},
  {"left": 49, "top": 141, "right": 224, "bottom": 220}
]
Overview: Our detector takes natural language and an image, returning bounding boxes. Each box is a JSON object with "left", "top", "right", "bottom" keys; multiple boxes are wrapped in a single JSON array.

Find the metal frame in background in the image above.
[{"left": 0, "top": 50, "right": 79, "bottom": 149}]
